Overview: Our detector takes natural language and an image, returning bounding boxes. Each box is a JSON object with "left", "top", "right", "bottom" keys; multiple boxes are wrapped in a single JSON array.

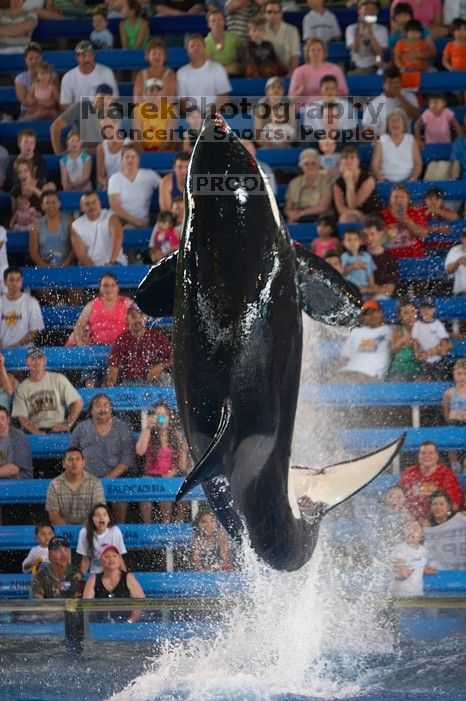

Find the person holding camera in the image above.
[{"left": 346, "top": 0, "right": 388, "bottom": 75}]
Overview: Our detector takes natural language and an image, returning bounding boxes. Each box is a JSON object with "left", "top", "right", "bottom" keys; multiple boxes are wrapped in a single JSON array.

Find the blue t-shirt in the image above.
[{"left": 341, "top": 251, "right": 376, "bottom": 288}]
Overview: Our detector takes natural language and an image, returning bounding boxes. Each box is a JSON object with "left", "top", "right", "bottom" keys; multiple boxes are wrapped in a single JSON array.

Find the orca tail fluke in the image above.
[
  {"left": 175, "top": 399, "right": 233, "bottom": 502},
  {"left": 290, "top": 433, "right": 406, "bottom": 524}
]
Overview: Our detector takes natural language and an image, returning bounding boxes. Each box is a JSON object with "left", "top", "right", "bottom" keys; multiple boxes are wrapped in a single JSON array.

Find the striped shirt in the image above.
[{"left": 45, "top": 471, "right": 105, "bottom": 524}]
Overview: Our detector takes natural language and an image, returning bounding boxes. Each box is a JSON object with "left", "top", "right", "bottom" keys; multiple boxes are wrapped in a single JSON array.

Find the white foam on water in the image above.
[{"left": 110, "top": 320, "right": 395, "bottom": 701}]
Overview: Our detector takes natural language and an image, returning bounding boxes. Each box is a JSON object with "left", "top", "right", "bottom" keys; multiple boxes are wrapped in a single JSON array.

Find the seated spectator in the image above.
[
  {"left": 414, "top": 94, "right": 462, "bottom": 147},
  {"left": 442, "top": 358, "right": 466, "bottom": 472},
  {"left": 59, "top": 131, "right": 93, "bottom": 193},
  {"left": 400, "top": 441, "right": 463, "bottom": 519},
  {"left": 345, "top": 0, "right": 388, "bottom": 75},
  {"left": 382, "top": 484, "right": 411, "bottom": 543},
  {"left": 341, "top": 229, "right": 376, "bottom": 296},
  {"left": 158, "top": 151, "right": 190, "bottom": 211},
  {"left": 363, "top": 216, "right": 399, "bottom": 299},
  {"left": 334, "top": 299, "right": 392, "bottom": 382},
  {"left": 302, "top": 0, "right": 341, "bottom": 43},
  {"left": 60, "top": 40, "right": 118, "bottom": 109},
  {"left": 301, "top": 74, "right": 358, "bottom": 141},
  {"left": 133, "top": 78, "right": 176, "bottom": 152},
  {"left": 393, "top": 20, "right": 431, "bottom": 90},
  {"left": 132, "top": 37, "right": 176, "bottom": 99},
  {"left": 225, "top": 0, "right": 257, "bottom": 40},
  {"left": 288, "top": 38, "right": 348, "bottom": 102},
  {"left": 10, "top": 158, "right": 43, "bottom": 214},
  {"left": 149, "top": 211, "right": 179, "bottom": 263},
  {"left": 106, "top": 303, "right": 173, "bottom": 386},
  {"left": 136, "top": 401, "right": 188, "bottom": 523},
  {"left": 45, "top": 448, "right": 106, "bottom": 525},
  {"left": 239, "top": 15, "right": 287, "bottom": 78},
  {"left": 22, "top": 61, "right": 59, "bottom": 121},
  {"left": 442, "top": 17, "right": 466, "bottom": 73},
  {"left": 12, "top": 347, "right": 83, "bottom": 434},
  {"left": 14, "top": 42, "right": 44, "bottom": 117},
  {"left": 29, "top": 190, "right": 74, "bottom": 268},
  {"left": 82, "top": 544, "right": 144, "bottom": 623},
  {"left": 96, "top": 118, "right": 126, "bottom": 190},
  {"left": 444, "top": 227, "right": 466, "bottom": 296},
  {"left": 192, "top": 509, "right": 235, "bottom": 571},
  {"left": 108, "top": 143, "right": 161, "bottom": 228},
  {"left": 310, "top": 213, "right": 340, "bottom": 258},
  {"left": 0, "top": 267, "right": 44, "bottom": 349},
  {"left": 388, "top": 298, "right": 421, "bottom": 381},
  {"left": 371, "top": 110, "right": 422, "bottom": 183},
  {"left": 361, "top": 65, "right": 420, "bottom": 138},
  {"left": 442, "top": 0, "right": 466, "bottom": 28},
  {"left": 77, "top": 503, "right": 127, "bottom": 574},
  {"left": 9, "top": 194, "right": 39, "bottom": 231},
  {"left": 51, "top": 85, "right": 116, "bottom": 156},
  {"left": 323, "top": 248, "right": 342, "bottom": 273},
  {"left": 119, "top": 0, "right": 149, "bottom": 49},
  {"left": 411, "top": 296, "right": 452, "bottom": 380},
  {"left": 30, "top": 535, "right": 83, "bottom": 599},
  {"left": 390, "top": 0, "right": 443, "bottom": 39},
  {"left": 90, "top": 6, "right": 114, "bottom": 49},
  {"left": 0, "top": 353, "right": 17, "bottom": 413},
  {"left": 316, "top": 135, "right": 340, "bottom": 180},
  {"left": 240, "top": 138, "right": 277, "bottom": 194},
  {"left": 177, "top": 34, "right": 232, "bottom": 114},
  {"left": 424, "top": 490, "right": 456, "bottom": 527},
  {"left": 420, "top": 187, "right": 460, "bottom": 239},
  {"left": 67, "top": 272, "right": 132, "bottom": 347},
  {"left": 204, "top": 9, "right": 242, "bottom": 75},
  {"left": 264, "top": 0, "right": 300, "bottom": 74},
  {"left": 392, "top": 520, "right": 435, "bottom": 597},
  {"left": 0, "top": 0, "right": 37, "bottom": 55},
  {"left": 381, "top": 184, "right": 428, "bottom": 259},
  {"left": 0, "top": 406, "right": 33, "bottom": 478},
  {"left": 254, "top": 76, "right": 296, "bottom": 148},
  {"left": 5, "top": 128, "right": 47, "bottom": 192},
  {"left": 284, "top": 148, "right": 332, "bottom": 224},
  {"left": 389, "top": 2, "right": 436, "bottom": 52},
  {"left": 22, "top": 522, "right": 54, "bottom": 574},
  {"left": 333, "top": 145, "right": 381, "bottom": 223},
  {"left": 71, "top": 191, "right": 127, "bottom": 267}
]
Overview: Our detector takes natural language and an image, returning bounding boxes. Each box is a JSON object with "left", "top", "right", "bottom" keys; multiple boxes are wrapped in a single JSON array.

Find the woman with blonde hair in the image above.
[
  {"left": 288, "top": 38, "right": 348, "bottom": 102},
  {"left": 132, "top": 37, "right": 176, "bottom": 99}
]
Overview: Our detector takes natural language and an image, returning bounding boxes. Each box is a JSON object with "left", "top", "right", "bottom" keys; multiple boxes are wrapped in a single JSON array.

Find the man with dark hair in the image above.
[
  {"left": 361, "top": 65, "right": 420, "bottom": 136},
  {"left": 45, "top": 448, "right": 106, "bottom": 525},
  {"left": 0, "top": 406, "right": 32, "bottom": 478},
  {"left": 30, "top": 536, "right": 83, "bottom": 599},
  {"left": 264, "top": 0, "right": 301, "bottom": 74},
  {"left": 362, "top": 216, "right": 399, "bottom": 298},
  {"left": 159, "top": 151, "right": 190, "bottom": 211},
  {"left": 400, "top": 442, "right": 463, "bottom": 519},
  {"left": 0, "top": 267, "right": 44, "bottom": 349}
]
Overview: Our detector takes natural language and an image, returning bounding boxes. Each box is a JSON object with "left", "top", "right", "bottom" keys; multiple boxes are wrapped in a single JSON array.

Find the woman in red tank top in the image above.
[{"left": 136, "top": 401, "right": 188, "bottom": 523}]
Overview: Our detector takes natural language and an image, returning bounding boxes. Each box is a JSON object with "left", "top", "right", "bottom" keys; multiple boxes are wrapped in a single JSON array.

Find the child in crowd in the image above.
[
  {"left": 171, "top": 195, "right": 184, "bottom": 236},
  {"left": 302, "top": 0, "right": 341, "bottom": 43},
  {"left": 310, "top": 214, "right": 341, "bottom": 257},
  {"left": 77, "top": 503, "right": 127, "bottom": 574},
  {"left": 240, "top": 16, "right": 287, "bottom": 78},
  {"left": 411, "top": 297, "right": 452, "bottom": 380},
  {"left": 318, "top": 133, "right": 341, "bottom": 180},
  {"left": 442, "top": 18, "right": 466, "bottom": 72},
  {"left": 420, "top": 187, "right": 460, "bottom": 241},
  {"left": 392, "top": 520, "right": 436, "bottom": 597},
  {"left": 382, "top": 485, "right": 412, "bottom": 549},
  {"left": 90, "top": 6, "right": 114, "bottom": 49},
  {"left": 182, "top": 108, "right": 203, "bottom": 153},
  {"left": 442, "top": 358, "right": 466, "bottom": 472},
  {"left": 23, "top": 62, "right": 59, "bottom": 121},
  {"left": 389, "top": 3, "right": 435, "bottom": 50},
  {"left": 59, "top": 130, "right": 93, "bottom": 192},
  {"left": 414, "top": 94, "right": 462, "bottom": 145},
  {"left": 341, "top": 228, "right": 376, "bottom": 295},
  {"left": 192, "top": 509, "right": 234, "bottom": 572},
  {"left": 393, "top": 20, "right": 431, "bottom": 89},
  {"left": 149, "top": 211, "right": 179, "bottom": 263},
  {"left": 323, "top": 248, "right": 343, "bottom": 273},
  {"left": 119, "top": 0, "right": 149, "bottom": 50},
  {"left": 22, "top": 523, "right": 55, "bottom": 574},
  {"left": 9, "top": 194, "right": 39, "bottom": 230}
]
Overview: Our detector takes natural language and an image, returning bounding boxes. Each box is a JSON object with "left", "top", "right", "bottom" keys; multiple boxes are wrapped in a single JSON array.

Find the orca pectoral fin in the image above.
[
  {"left": 135, "top": 250, "right": 178, "bottom": 317},
  {"left": 175, "top": 399, "right": 233, "bottom": 502},
  {"left": 293, "top": 242, "right": 362, "bottom": 327},
  {"left": 291, "top": 433, "right": 406, "bottom": 524}
]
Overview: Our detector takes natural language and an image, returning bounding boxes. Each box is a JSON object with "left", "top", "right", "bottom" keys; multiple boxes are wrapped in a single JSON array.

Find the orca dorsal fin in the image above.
[
  {"left": 176, "top": 399, "right": 233, "bottom": 502},
  {"left": 136, "top": 250, "right": 178, "bottom": 318}
]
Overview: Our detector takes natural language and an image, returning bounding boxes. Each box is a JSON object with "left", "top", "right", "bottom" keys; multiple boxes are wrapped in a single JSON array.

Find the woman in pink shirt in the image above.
[
  {"left": 288, "top": 38, "right": 348, "bottom": 104},
  {"left": 136, "top": 401, "right": 188, "bottom": 523}
]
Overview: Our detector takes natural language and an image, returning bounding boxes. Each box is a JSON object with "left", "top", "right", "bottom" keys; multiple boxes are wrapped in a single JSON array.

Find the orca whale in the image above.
[{"left": 137, "top": 115, "right": 405, "bottom": 571}]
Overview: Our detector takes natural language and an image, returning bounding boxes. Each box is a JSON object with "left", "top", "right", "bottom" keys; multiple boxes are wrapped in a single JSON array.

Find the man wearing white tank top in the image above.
[{"left": 71, "top": 192, "right": 127, "bottom": 267}]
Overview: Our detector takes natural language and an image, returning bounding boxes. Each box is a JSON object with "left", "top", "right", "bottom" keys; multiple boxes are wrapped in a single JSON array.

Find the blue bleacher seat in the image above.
[{"left": 20, "top": 264, "right": 150, "bottom": 290}]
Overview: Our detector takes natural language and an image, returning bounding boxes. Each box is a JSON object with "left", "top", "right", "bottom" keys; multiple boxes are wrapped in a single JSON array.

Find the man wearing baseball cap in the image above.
[
  {"left": 59, "top": 40, "right": 118, "bottom": 109},
  {"left": 31, "top": 536, "right": 83, "bottom": 599}
]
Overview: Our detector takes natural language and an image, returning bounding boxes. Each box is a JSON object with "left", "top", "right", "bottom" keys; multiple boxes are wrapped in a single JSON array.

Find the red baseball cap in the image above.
[{"left": 100, "top": 544, "right": 120, "bottom": 557}]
